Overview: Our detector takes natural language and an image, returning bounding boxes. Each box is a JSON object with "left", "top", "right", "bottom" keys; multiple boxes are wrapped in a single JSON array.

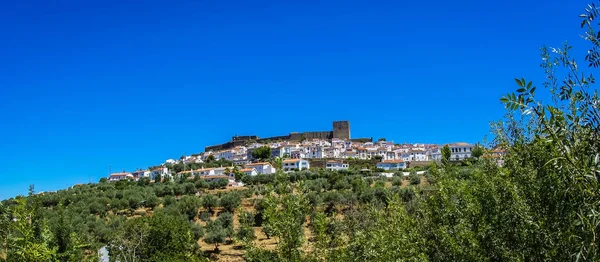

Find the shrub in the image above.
[
  {"left": 220, "top": 193, "right": 241, "bottom": 213},
  {"left": 409, "top": 170, "right": 420, "bottom": 185}
]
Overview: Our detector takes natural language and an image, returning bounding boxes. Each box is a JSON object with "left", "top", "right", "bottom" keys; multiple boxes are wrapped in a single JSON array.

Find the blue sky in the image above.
[{"left": 0, "top": 0, "right": 591, "bottom": 199}]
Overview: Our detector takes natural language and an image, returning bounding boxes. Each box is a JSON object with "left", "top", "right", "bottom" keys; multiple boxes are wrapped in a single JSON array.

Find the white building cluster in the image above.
[
  {"left": 198, "top": 139, "right": 473, "bottom": 163},
  {"left": 108, "top": 139, "right": 477, "bottom": 183}
]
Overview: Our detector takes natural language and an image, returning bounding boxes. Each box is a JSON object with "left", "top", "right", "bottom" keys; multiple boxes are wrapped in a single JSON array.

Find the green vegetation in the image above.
[
  {"left": 2, "top": 3, "right": 600, "bottom": 261},
  {"left": 441, "top": 144, "right": 451, "bottom": 165},
  {"left": 251, "top": 146, "right": 271, "bottom": 161}
]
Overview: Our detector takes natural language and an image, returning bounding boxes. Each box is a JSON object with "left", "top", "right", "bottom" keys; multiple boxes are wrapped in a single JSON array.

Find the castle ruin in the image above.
[{"left": 205, "top": 121, "right": 354, "bottom": 152}]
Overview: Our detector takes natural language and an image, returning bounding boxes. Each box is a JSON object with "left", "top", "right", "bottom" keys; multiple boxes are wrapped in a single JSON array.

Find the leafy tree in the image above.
[
  {"left": 204, "top": 219, "right": 227, "bottom": 251},
  {"left": 205, "top": 155, "right": 215, "bottom": 163},
  {"left": 195, "top": 179, "right": 209, "bottom": 189},
  {"left": 471, "top": 144, "right": 484, "bottom": 159},
  {"left": 142, "top": 210, "right": 196, "bottom": 259},
  {"left": 28, "top": 184, "right": 35, "bottom": 196},
  {"left": 392, "top": 176, "right": 403, "bottom": 187},
  {"left": 235, "top": 210, "right": 256, "bottom": 245},
  {"left": 377, "top": 137, "right": 386, "bottom": 142},
  {"left": 219, "top": 193, "right": 241, "bottom": 213},
  {"left": 441, "top": 145, "right": 451, "bottom": 165},
  {"left": 177, "top": 195, "right": 201, "bottom": 220},
  {"left": 128, "top": 193, "right": 143, "bottom": 209},
  {"left": 108, "top": 216, "right": 148, "bottom": 262},
  {"left": 494, "top": 12, "right": 600, "bottom": 257},
  {"left": 145, "top": 195, "right": 160, "bottom": 209},
  {"left": 273, "top": 157, "right": 284, "bottom": 170},
  {"left": 409, "top": 170, "right": 420, "bottom": 185},
  {"left": 4, "top": 198, "right": 55, "bottom": 262},
  {"left": 342, "top": 198, "right": 426, "bottom": 261},
  {"left": 184, "top": 182, "right": 197, "bottom": 195},
  {"left": 202, "top": 194, "right": 217, "bottom": 213},
  {"left": 216, "top": 212, "right": 234, "bottom": 241},
  {"left": 236, "top": 225, "right": 256, "bottom": 243},
  {"left": 191, "top": 222, "right": 204, "bottom": 240},
  {"left": 251, "top": 146, "right": 272, "bottom": 161},
  {"left": 263, "top": 191, "right": 310, "bottom": 261}
]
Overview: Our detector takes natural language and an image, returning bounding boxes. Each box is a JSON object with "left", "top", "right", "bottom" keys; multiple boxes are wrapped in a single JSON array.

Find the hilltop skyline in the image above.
[{"left": 0, "top": 0, "right": 590, "bottom": 199}]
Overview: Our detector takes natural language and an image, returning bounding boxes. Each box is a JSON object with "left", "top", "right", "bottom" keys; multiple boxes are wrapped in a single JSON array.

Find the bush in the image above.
[
  {"left": 199, "top": 211, "right": 212, "bottom": 222},
  {"left": 191, "top": 222, "right": 204, "bottom": 240},
  {"left": 195, "top": 179, "right": 209, "bottom": 189},
  {"left": 202, "top": 194, "right": 218, "bottom": 212},
  {"left": 177, "top": 195, "right": 201, "bottom": 220},
  {"left": 145, "top": 195, "right": 160, "bottom": 209},
  {"left": 236, "top": 226, "right": 256, "bottom": 242},
  {"left": 163, "top": 196, "right": 176, "bottom": 207},
  {"left": 220, "top": 193, "right": 241, "bottom": 213},
  {"left": 204, "top": 220, "right": 227, "bottom": 251},
  {"left": 392, "top": 177, "right": 403, "bottom": 187},
  {"left": 409, "top": 171, "right": 420, "bottom": 185}
]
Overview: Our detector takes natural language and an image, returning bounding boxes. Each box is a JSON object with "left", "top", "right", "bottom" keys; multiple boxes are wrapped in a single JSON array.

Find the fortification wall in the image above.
[
  {"left": 232, "top": 135, "right": 258, "bottom": 142},
  {"left": 289, "top": 133, "right": 303, "bottom": 141},
  {"left": 205, "top": 121, "right": 352, "bottom": 151},
  {"left": 302, "top": 131, "right": 332, "bottom": 140},
  {"left": 257, "top": 135, "right": 291, "bottom": 143},
  {"left": 350, "top": 137, "right": 373, "bottom": 143},
  {"left": 332, "top": 121, "right": 350, "bottom": 140},
  {"left": 205, "top": 141, "right": 234, "bottom": 152}
]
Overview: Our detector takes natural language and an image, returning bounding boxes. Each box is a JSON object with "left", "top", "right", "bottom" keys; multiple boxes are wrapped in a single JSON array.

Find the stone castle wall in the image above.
[
  {"left": 204, "top": 121, "right": 351, "bottom": 152},
  {"left": 332, "top": 121, "right": 350, "bottom": 140}
]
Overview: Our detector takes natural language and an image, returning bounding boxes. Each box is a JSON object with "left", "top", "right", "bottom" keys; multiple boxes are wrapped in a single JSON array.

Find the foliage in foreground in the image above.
[{"left": 2, "top": 3, "right": 600, "bottom": 261}]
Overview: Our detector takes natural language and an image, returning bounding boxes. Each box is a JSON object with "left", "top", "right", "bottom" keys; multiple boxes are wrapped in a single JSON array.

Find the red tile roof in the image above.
[
  {"left": 380, "top": 159, "right": 405, "bottom": 163},
  {"left": 109, "top": 172, "right": 131, "bottom": 177},
  {"left": 246, "top": 162, "right": 271, "bottom": 166}
]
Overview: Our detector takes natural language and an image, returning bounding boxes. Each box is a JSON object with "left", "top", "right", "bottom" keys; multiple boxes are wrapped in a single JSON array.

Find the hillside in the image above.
[{"left": 0, "top": 168, "right": 432, "bottom": 261}]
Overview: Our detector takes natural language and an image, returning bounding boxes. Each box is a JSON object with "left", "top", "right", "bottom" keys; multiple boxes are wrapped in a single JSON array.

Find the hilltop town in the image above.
[{"left": 108, "top": 121, "right": 496, "bottom": 183}]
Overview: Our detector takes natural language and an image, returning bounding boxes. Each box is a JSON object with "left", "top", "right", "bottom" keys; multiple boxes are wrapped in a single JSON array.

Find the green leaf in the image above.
[
  {"left": 500, "top": 97, "right": 509, "bottom": 103},
  {"left": 517, "top": 88, "right": 526, "bottom": 93},
  {"left": 515, "top": 78, "right": 523, "bottom": 86},
  {"left": 527, "top": 81, "right": 532, "bottom": 89}
]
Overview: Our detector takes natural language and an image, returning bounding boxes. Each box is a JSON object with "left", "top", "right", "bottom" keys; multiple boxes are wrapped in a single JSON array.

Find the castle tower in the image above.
[{"left": 332, "top": 121, "right": 350, "bottom": 140}]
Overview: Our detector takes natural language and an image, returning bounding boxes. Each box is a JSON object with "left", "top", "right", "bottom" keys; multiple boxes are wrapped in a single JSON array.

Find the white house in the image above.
[
  {"left": 410, "top": 149, "right": 428, "bottom": 161},
  {"left": 290, "top": 150, "right": 307, "bottom": 159},
  {"left": 150, "top": 167, "right": 170, "bottom": 181},
  {"left": 325, "top": 161, "right": 349, "bottom": 171},
  {"left": 400, "top": 152, "right": 411, "bottom": 162},
  {"left": 211, "top": 167, "right": 230, "bottom": 176},
  {"left": 386, "top": 151, "right": 398, "bottom": 160},
  {"left": 376, "top": 160, "right": 406, "bottom": 170},
  {"left": 324, "top": 147, "right": 341, "bottom": 158},
  {"left": 239, "top": 168, "right": 259, "bottom": 177},
  {"left": 271, "top": 147, "right": 284, "bottom": 158},
  {"left": 233, "top": 159, "right": 251, "bottom": 165},
  {"left": 341, "top": 150, "right": 358, "bottom": 159},
  {"left": 283, "top": 159, "right": 310, "bottom": 172},
  {"left": 429, "top": 147, "right": 442, "bottom": 161},
  {"left": 306, "top": 146, "right": 326, "bottom": 159},
  {"left": 108, "top": 172, "right": 133, "bottom": 182},
  {"left": 357, "top": 147, "right": 368, "bottom": 159},
  {"left": 244, "top": 162, "right": 276, "bottom": 174},
  {"left": 448, "top": 142, "right": 473, "bottom": 161},
  {"left": 215, "top": 150, "right": 234, "bottom": 161},
  {"left": 131, "top": 170, "right": 151, "bottom": 180}
]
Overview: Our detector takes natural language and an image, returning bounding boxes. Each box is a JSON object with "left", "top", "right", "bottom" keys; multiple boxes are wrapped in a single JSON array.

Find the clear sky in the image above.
[{"left": 0, "top": 0, "right": 591, "bottom": 199}]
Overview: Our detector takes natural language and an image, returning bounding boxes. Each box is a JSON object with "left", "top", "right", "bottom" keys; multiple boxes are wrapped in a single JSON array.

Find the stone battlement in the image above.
[{"left": 204, "top": 121, "right": 350, "bottom": 152}]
